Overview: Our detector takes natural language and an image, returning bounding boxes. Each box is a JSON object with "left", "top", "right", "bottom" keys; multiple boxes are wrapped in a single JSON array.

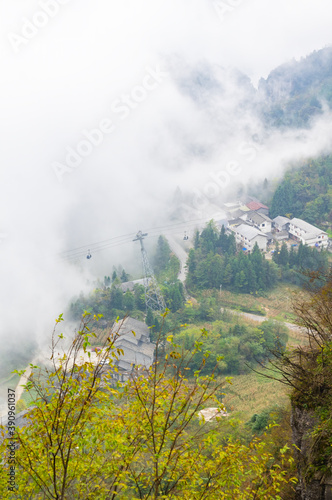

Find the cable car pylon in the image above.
[{"left": 133, "top": 230, "right": 166, "bottom": 312}]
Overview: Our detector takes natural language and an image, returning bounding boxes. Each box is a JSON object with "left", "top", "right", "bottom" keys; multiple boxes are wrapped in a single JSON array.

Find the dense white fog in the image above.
[{"left": 1, "top": 0, "right": 332, "bottom": 355}]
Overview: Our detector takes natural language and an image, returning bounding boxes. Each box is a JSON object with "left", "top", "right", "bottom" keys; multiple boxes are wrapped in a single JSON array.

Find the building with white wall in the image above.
[
  {"left": 288, "top": 218, "right": 328, "bottom": 248},
  {"left": 231, "top": 224, "right": 268, "bottom": 252},
  {"left": 241, "top": 211, "right": 272, "bottom": 234}
]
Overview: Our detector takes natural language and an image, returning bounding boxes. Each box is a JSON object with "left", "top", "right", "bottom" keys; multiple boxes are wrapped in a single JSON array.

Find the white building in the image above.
[
  {"left": 288, "top": 218, "right": 328, "bottom": 248},
  {"left": 241, "top": 211, "right": 272, "bottom": 234},
  {"left": 112, "top": 317, "right": 155, "bottom": 381},
  {"left": 231, "top": 224, "right": 268, "bottom": 252},
  {"left": 272, "top": 216, "right": 290, "bottom": 232}
]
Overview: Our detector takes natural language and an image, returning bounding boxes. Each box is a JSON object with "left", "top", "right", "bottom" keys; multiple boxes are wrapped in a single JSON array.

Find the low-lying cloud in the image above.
[{"left": 1, "top": 0, "right": 332, "bottom": 385}]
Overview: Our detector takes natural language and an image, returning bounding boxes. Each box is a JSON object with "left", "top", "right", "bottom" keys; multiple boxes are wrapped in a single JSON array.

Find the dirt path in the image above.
[
  {"left": 221, "top": 308, "right": 306, "bottom": 335},
  {"left": 167, "top": 235, "right": 189, "bottom": 282}
]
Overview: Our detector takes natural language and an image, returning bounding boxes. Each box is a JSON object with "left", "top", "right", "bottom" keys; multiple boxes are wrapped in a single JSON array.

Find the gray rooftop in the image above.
[
  {"left": 229, "top": 208, "right": 248, "bottom": 219},
  {"left": 115, "top": 338, "right": 154, "bottom": 357},
  {"left": 235, "top": 224, "right": 267, "bottom": 240},
  {"left": 273, "top": 216, "right": 290, "bottom": 226},
  {"left": 228, "top": 217, "right": 246, "bottom": 227},
  {"left": 115, "top": 317, "right": 150, "bottom": 340},
  {"left": 223, "top": 201, "right": 243, "bottom": 209},
  {"left": 290, "top": 218, "right": 327, "bottom": 238},
  {"left": 118, "top": 359, "right": 133, "bottom": 371},
  {"left": 245, "top": 211, "right": 271, "bottom": 225},
  {"left": 113, "top": 317, "right": 155, "bottom": 370}
]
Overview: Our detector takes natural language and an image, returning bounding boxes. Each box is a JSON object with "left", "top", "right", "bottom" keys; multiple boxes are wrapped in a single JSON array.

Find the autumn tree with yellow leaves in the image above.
[{"left": 0, "top": 312, "right": 296, "bottom": 499}]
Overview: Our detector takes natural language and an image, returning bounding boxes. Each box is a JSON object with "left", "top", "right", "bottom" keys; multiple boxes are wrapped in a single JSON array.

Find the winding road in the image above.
[
  {"left": 221, "top": 308, "right": 306, "bottom": 336},
  {"left": 167, "top": 235, "right": 190, "bottom": 282}
]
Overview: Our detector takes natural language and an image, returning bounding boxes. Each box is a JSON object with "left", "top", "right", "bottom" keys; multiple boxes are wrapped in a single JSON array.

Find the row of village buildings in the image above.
[
  {"left": 106, "top": 201, "right": 330, "bottom": 381},
  {"left": 218, "top": 200, "right": 329, "bottom": 253}
]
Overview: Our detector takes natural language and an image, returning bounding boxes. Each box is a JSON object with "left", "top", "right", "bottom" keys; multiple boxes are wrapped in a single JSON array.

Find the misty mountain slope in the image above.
[
  {"left": 183, "top": 65, "right": 256, "bottom": 108},
  {"left": 269, "top": 154, "right": 332, "bottom": 228},
  {"left": 258, "top": 46, "right": 332, "bottom": 128},
  {"left": 174, "top": 47, "right": 332, "bottom": 135},
  {"left": 170, "top": 60, "right": 258, "bottom": 140}
]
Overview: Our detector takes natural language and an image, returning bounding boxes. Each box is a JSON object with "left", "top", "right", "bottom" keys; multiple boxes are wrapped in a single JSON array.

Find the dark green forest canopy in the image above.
[
  {"left": 186, "top": 222, "right": 329, "bottom": 293},
  {"left": 187, "top": 223, "right": 277, "bottom": 294},
  {"left": 269, "top": 155, "right": 332, "bottom": 228}
]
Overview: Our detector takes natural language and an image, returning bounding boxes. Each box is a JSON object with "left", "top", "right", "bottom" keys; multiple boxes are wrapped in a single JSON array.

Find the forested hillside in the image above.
[
  {"left": 186, "top": 223, "right": 278, "bottom": 293},
  {"left": 269, "top": 155, "right": 332, "bottom": 229},
  {"left": 259, "top": 46, "right": 332, "bottom": 128},
  {"left": 186, "top": 222, "right": 328, "bottom": 293}
]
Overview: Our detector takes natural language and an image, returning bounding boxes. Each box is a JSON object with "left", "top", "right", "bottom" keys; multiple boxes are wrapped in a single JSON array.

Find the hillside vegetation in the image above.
[
  {"left": 269, "top": 154, "right": 332, "bottom": 230},
  {"left": 0, "top": 314, "right": 297, "bottom": 499},
  {"left": 259, "top": 46, "right": 332, "bottom": 128}
]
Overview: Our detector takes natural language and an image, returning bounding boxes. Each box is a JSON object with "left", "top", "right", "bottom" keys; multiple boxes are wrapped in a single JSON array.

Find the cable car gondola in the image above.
[{"left": 86, "top": 250, "right": 92, "bottom": 259}]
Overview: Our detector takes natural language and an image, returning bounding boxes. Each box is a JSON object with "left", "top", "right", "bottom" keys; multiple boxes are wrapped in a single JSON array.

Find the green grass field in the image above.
[
  {"left": 217, "top": 285, "right": 306, "bottom": 422},
  {"left": 218, "top": 283, "right": 301, "bottom": 321},
  {"left": 222, "top": 368, "right": 290, "bottom": 422}
]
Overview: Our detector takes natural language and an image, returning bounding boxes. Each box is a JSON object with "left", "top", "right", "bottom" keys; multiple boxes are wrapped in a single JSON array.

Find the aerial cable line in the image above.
[
  {"left": 62, "top": 235, "right": 134, "bottom": 256},
  {"left": 60, "top": 217, "right": 204, "bottom": 255},
  {"left": 61, "top": 228, "right": 190, "bottom": 261},
  {"left": 60, "top": 217, "right": 207, "bottom": 262},
  {"left": 62, "top": 228, "right": 191, "bottom": 261},
  {"left": 61, "top": 225, "right": 199, "bottom": 262},
  {"left": 59, "top": 234, "right": 134, "bottom": 256}
]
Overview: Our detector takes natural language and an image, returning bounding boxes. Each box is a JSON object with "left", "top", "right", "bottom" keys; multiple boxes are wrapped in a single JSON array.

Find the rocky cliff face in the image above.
[{"left": 292, "top": 406, "right": 332, "bottom": 500}]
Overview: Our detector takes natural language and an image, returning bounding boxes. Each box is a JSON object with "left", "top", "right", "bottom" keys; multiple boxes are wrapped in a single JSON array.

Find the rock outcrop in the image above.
[{"left": 292, "top": 406, "right": 332, "bottom": 500}]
